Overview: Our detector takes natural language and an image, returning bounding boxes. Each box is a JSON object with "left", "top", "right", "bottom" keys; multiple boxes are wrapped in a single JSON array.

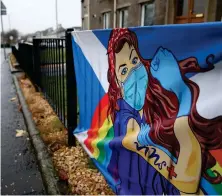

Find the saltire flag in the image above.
[{"left": 71, "top": 22, "right": 222, "bottom": 195}]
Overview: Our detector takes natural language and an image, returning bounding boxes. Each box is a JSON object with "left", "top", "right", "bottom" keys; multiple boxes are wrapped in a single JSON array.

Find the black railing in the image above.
[
  {"left": 66, "top": 29, "right": 77, "bottom": 146},
  {"left": 13, "top": 43, "right": 35, "bottom": 82},
  {"left": 11, "top": 30, "right": 77, "bottom": 146},
  {"left": 11, "top": 45, "right": 20, "bottom": 63},
  {"left": 35, "top": 38, "right": 67, "bottom": 127}
]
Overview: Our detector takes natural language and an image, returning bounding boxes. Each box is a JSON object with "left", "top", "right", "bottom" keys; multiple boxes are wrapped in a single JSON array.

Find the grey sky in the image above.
[{"left": 1, "top": 0, "right": 81, "bottom": 35}]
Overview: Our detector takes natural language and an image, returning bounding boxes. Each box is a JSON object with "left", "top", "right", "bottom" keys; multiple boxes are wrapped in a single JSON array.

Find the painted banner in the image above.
[{"left": 71, "top": 22, "right": 222, "bottom": 195}]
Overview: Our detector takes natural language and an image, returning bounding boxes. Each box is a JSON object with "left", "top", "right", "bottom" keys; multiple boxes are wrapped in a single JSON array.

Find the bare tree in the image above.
[{"left": 3, "top": 29, "right": 19, "bottom": 44}]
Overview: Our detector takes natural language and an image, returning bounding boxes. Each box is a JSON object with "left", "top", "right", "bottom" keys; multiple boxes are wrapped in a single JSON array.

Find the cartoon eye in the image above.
[
  {"left": 121, "top": 67, "right": 128, "bottom": 75},
  {"left": 132, "top": 57, "right": 138, "bottom": 65}
]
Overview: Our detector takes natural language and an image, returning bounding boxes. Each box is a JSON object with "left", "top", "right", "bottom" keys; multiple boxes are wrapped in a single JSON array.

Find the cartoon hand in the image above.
[
  {"left": 137, "top": 123, "right": 177, "bottom": 162},
  {"left": 151, "top": 47, "right": 182, "bottom": 91},
  {"left": 137, "top": 123, "right": 151, "bottom": 146},
  {"left": 150, "top": 47, "right": 192, "bottom": 117}
]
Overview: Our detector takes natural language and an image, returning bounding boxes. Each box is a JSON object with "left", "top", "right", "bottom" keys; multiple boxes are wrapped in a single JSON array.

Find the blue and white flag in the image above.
[{"left": 71, "top": 22, "right": 222, "bottom": 195}]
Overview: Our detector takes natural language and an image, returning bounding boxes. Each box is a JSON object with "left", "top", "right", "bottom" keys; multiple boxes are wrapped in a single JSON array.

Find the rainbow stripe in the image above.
[
  {"left": 84, "top": 95, "right": 222, "bottom": 194},
  {"left": 84, "top": 94, "right": 114, "bottom": 167}
]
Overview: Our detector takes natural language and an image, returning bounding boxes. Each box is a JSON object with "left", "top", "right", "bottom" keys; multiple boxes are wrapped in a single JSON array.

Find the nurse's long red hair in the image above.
[{"left": 107, "top": 28, "right": 222, "bottom": 184}]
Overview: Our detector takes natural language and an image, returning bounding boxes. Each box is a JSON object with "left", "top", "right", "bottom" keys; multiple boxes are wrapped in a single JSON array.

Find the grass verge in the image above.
[{"left": 18, "top": 75, "right": 114, "bottom": 195}]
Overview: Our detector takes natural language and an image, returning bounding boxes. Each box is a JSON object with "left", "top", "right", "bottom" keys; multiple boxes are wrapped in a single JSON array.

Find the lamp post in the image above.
[
  {"left": 1, "top": 1, "right": 7, "bottom": 59},
  {"left": 55, "top": 0, "right": 58, "bottom": 38}
]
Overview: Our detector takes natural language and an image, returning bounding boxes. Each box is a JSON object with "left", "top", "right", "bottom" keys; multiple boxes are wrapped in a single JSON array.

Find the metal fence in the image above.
[
  {"left": 35, "top": 38, "right": 67, "bottom": 126},
  {"left": 11, "top": 29, "right": 77, "bottom": 146}
]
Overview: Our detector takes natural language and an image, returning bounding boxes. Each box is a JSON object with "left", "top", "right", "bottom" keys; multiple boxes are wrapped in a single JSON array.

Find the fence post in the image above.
[
  {"left": 33, "top": 38, "right": 42, "bottom": 90},
  {"left": 66, "top": 28, "right": 77, "bottom": 146},
  {"left": 18, "top": 43, "right": 22, "bottom": 70}
]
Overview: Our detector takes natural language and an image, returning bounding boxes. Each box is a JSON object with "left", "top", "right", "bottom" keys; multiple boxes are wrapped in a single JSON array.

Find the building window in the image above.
[
  {"left": 119, "top": 9, "right": 128, "bottom": 28},
  {"left": 103, "top": 12, "right": 110, "bottom": 29},
  {"left": 193, "top": 0, "right": 206, "bottom": 14},
  {"left": 141, "top": 2, "right": 155, "bottom": 26},
  {"left": 176, "top": 0, "right": 188, "bottom": 16},
  {"left": 176, "top": 0, "right": 205, "bottom": 17}
]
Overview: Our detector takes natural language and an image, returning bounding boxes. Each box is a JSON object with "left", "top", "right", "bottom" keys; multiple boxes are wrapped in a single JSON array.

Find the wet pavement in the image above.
[{"left": 1, "top": 49, "right": 45, "bottom": 195}]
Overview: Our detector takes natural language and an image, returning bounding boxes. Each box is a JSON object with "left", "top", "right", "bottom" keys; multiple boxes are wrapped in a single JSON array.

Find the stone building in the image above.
[{"left": 81, "top": 0, "right": 222, "bottom": 30}]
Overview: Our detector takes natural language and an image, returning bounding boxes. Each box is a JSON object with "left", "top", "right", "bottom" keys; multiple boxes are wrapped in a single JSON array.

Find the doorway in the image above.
[{"left": 175, "top": 0, "right": 206, "bottom": 24}]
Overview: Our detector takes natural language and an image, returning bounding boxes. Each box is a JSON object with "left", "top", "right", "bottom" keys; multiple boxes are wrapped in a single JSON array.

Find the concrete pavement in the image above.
[{"left": 1, "top": 48, "right": 45, "bottom": 195}]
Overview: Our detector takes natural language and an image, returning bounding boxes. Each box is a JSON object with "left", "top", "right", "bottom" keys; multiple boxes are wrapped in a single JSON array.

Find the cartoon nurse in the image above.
[{"left": 106, "top": 28, "right": 222, "bottom": 195}]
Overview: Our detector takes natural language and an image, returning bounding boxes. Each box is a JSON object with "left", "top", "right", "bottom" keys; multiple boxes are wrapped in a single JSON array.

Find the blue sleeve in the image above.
[
  {"left": 108, "top": 110, "right": 139, "bottom": 194},
  {"left": 152, "top": 172, "right": 180, "bottom": 195}
]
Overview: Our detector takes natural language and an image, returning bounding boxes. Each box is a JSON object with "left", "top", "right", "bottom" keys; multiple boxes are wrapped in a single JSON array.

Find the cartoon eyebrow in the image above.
[
  {"left": 129, "top": 49, "right": 135, "bottom": 60},
  {"left": 118, "top": 64, "right": 126, "bottom": 71}
]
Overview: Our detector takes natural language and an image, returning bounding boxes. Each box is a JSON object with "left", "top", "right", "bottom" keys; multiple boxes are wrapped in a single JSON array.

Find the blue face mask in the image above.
[{"left": 122, "top": 62, "right": 148, "bottom": 111}]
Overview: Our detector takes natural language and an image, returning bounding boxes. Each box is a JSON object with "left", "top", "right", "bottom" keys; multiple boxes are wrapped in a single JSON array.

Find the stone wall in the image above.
[
  {"left": 83, "top": 0, "right": 221, "bottom": 30},
  {"left": 89, "top": 0, "right": 161, "bottom": 29},
  {"left": 90, "top": 0, "right": 114, "bottom": 29}
]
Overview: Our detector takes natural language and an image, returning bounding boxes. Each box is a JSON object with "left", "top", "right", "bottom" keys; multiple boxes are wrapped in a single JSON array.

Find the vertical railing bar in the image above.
[
  {"left": 39, "top": 40, "right": 42, "bottom": 90},
  {"left": 57, "top": 39, "right": 61, "bottom": 120},
  {"left": 53, "top": 39, "right": 56, "bottom": 112},
  {"left": 51, "top": 40, "right": 54, "bottom": 109},
  {"left": 58, "top": 39, "right": 62, "bottom": 122},
  {"left": 50, "top": 39, "right": 54, "bottom": 103},
  {"left": 32, "top": 42, "right": 35, "bottom": 85},
  {"left": 53, "top": 39, "right": 56, "bottom": 109},
  {"left": 38, "top": 40, "right": 41, "bottom": 88},
  {"left": 33, "top": 39, "right": 41, "bottom": 90},
  {"left": 43, "top": 42, "right": 46, "bottom": 93},
  {"left": 56, "top": 40, "right": 58, "bottom": 113},
  {"left": 47, "top": 41, "right": 49, "bottom": 95},
  {"left": 45, "top": 40, "right": 47, "bottom": 95},
  {"left": 66, "top": 29, "right": 76, "bottom": 146},
  {"left": 48, "top": 39, "right": 52, "bottom": 100},
  {"left": 63, "top": 41, "right": 68, "bottom": 127},
  {"left": 55, "top": 39, "right": 59, "bottom": 116},
  {"left": 35, "top": 39, "right": 38, "bottom": 88},
  {"left": 47, "top": 39, "right": 50, "bottom": 97},
  {"left": 52, "top": 39, "right": 57, "bottom": 113},
  {"left": 32, "top": 43, "right": 34, "bottom": 83},
  {"left": 43, "top": 40, "right": 46, "bottom": 94},
  {"left": 57, "top": 39, "right": 60, "bottom": 120},
  {"left": 55, "top": 39, "right": 58, "bottom": 118},
  {"left": 42, "top": 40, "right": 45, "bottom": 92},
  {"left": 61, "top": 39, "right": 66, "bottom": 126},
  {"left": 46, "top": 40, "right": 50, "bottom": 96},
  {"left": 48, "top": 40, "right": 51, "bottom": 99},
  {"left": 39, "top": 40, "right": 41, "bottom": 88},
  {"left": 47, "top": 40, "right": 50, "bottom": 99},
  {"left": 41, "top": 40, "right": 44, "bottom": 92},
  {"left": 42, "top": 41, "right": 44, "bottom": 93},
  {"left": 32, "top": 40, "right": 35, "bottom": 85}
]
